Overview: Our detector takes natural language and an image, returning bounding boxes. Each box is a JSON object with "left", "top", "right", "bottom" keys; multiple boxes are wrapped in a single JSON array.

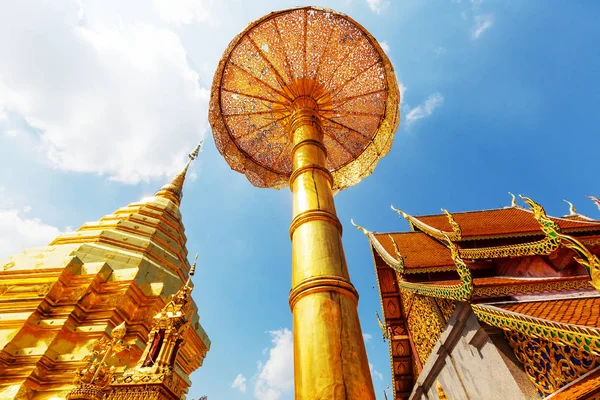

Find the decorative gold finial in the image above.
[
  {"left": 509, "top": 192, "right": 517, "bottom": 207},
  {"left": 351, "top": 219, "right": 370, "bottom": 235},
  {"left": 390, "top": 204, "right": 408, "bottom": 218},
  {"left": 155, "top": 142, "right": 203, "bottom": 206},
  {"left": 564, "top": 200, "right": 577, "bottom": 216},
  {"left": 190, "top": 253, "right": 198, "bottom": 276},
  {"left": 189, "top": 141, "right": 202, "bottom": 161},
  {"left": 588, "top": 195, "right": 600, "bottom": 211}
]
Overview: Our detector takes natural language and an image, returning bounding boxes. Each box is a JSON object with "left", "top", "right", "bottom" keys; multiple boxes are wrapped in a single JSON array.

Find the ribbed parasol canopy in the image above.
[{"left": 209, "top": 6, "right": 400, "bottom": 190}]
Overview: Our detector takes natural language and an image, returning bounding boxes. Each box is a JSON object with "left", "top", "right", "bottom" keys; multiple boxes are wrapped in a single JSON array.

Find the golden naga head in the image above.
[{"left": 519, "top": 195, "right": 548, "bottom": 221}]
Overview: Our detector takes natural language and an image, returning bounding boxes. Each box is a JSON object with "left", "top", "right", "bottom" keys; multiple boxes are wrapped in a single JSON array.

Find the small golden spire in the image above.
[
  {"left": 190, "top": 253, "right": 198, "bottom": 277},
  {"left": 155, "top": 142, "right": 203, "bottom": 206},
  {"left": 183, "top": 253, "right": 198, "bottom": 290},
  {"left": 588, "top": 195, "right": 600, "bottom": 211},
  {"left": 564, "top": 200, "right": 577, "bottom": 216},
  {"left": 508, "top": 192, "right": 517, "bottom": 207}
]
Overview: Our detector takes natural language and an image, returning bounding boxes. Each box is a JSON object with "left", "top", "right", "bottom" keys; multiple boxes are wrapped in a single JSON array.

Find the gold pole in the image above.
[{"left": 287, "top": 97, "right": 375, "bottom": 399}]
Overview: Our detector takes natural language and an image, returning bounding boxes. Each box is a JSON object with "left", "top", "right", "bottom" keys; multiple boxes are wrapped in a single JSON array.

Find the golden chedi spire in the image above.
[
  {"left": 155, "top": 142, "right": 202, "bottom": 206},
  {"left": 0, "top": 144, "right": 209, "bottom": 400}
]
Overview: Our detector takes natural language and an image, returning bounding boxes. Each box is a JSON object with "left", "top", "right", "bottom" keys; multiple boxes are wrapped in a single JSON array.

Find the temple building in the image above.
[
  {"left": 0, "top": 146, "right": 210, "bottom": 399},
  {"left": 355, "top": 194, "right": 600, "bottom": 400}
]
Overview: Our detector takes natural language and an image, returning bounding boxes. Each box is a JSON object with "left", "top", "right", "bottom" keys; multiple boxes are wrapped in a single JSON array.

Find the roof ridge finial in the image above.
[
  {"left": 508, "top": 192, "right": 517, "bottom": 208},
  {"left": 350, "top": 218, "right": 371, "bottom": 236},
  {"left": 155, "top": 141, "right": 203, "bottom": 206},
  {"left": 588, "top": 195, "right": 600, "bottom": 211},
  {"left": 390, "top": 204, "right": 408, "bottom": 219},
  {"left": 564, "top": 199, "right": 577, "bottom": 216}
]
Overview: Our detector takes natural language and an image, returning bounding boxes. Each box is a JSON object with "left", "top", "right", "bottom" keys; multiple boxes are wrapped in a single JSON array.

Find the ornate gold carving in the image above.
[
  {"left": 442, "top": 209, "right": 462, "bottom": 240},
  {"left": 505, "top": 330, "right": 600, "bottom": 397},
  {"left": 398, "top": 235, "right": 473, "bottom": 301},
  {"left": 404, "top": 293, "right": 445, "bottom": 366},
  {"left": 458, "top": 195, "right": 562, "bottom": 259},
  {"left": 556, "top": 233, "right": 600, "bottom": 292},
  {"left": 472, "top": 304, "right": 600, "bottom": 356},
  {"left": 474, "top": 278, "right": 593, "bottom": 298},
  {"left": 435, "top": 298, "right": 457, "bottom": 324},
  {"left": 209, "top": 6, "right": 399, "bottom": 191},
  {"left": 68, "top": 322, "right": 129, "bottom": 399},
  {"left": 436, "top": 381, "right": 448, "bottom": 400},
  {"left": 109, "top": 256, "right": 198, "bottom": 398}
]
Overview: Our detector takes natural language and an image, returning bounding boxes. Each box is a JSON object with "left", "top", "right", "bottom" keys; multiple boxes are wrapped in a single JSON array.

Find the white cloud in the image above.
[
  {"left": 3, "top": 129, "right": 19, "bottom": 138},
  {"left": 434, "top": 47, "right": 447, "bottom": 56},
  {"left": 0, "top": 209, "right": 61, "bottom": 260},
  {"left": 369, "top": 363, "right": 384, "bottom": 380},
  {"left": 254, "top": 328, "right": 293, "bottom": 400},
  {"left": 0, "top": 0, "right": 208, "bottom": 184},
  {"left": 154, "top": 0, "right": 214, "bottom": 24},
  {"left": 379, "top": 41, "right": 390, "bottom": 54},
  {"left": 472, "top": 14, "right": 494, "bottom": 39},
  {"left": 406, "top": 93, "right": 444, "bottom": 126},
  {"left": 363, "top": 333, "right": 373, "bottom": 343},
  {"left": 232, "top": 373, "right": 247, "bottom": 393},
  {"left": 366, "top": 0, "right": 390, "bottom": 15},
  {"left": 398, "top": 82, "right": 407, "bottom": 105}
]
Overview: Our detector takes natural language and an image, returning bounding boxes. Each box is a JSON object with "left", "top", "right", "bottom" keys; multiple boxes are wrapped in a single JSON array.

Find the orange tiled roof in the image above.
[
  {"left": 548, "top": 366, "right": 600, "bottom": 400},
  {"left": 497, "top": 297, "right": 600, "bottom": 328},
  {"left": 373, "top": 231, "right": 453, "bottom": 269},
  {"left": 414, "top": 207, "right": 600, "bottom": 239}
]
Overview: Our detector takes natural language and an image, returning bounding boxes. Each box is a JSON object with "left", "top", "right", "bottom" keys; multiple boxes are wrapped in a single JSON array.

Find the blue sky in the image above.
[{"left": 1, "top": 0, "right": 599, "bottom": 399}]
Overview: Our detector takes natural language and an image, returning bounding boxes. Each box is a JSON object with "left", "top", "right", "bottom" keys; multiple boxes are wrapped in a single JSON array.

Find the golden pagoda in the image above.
[
  {"left": 354, "top": 194, "right": 600, "bottom": 399},
  {"left": 0, "top": 145, "right": 210, "bottom": 399}
]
